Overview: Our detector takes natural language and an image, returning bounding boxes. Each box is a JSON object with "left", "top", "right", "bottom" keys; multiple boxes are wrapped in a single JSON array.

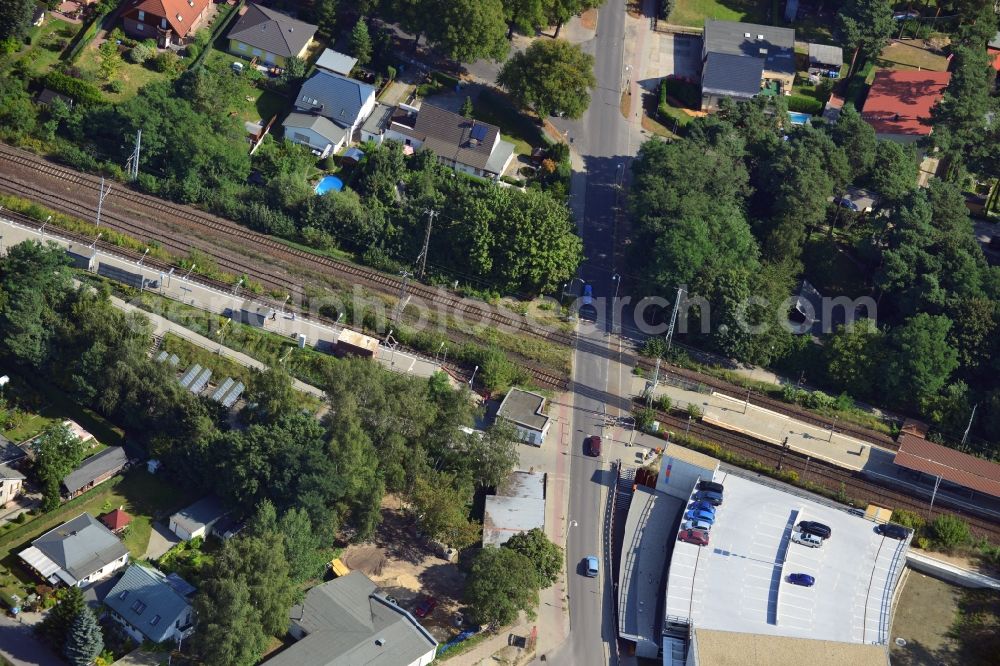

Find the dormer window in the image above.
[{"left": 744, "top": 32, "right": 750, "bottom": 38}]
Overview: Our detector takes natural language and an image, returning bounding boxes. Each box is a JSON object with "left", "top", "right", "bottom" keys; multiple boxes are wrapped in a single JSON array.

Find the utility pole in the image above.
[
  {"left": 395, "top": 270, "right": 412, "bottom": 323},
  {"left": 126, "top": 129, "right": 142, "bottom": 181},
  {"left": 95, "top": 178, "right": 112, "bottom": 229},
  {"left": 664, "top": 287, "right": 686, "bottom": 356},
  {"left": 416, "top": 209, "right": 436, "bottom": 280},
  {"left": 961, "top": 403, "right": 978, "bottom": 447}
]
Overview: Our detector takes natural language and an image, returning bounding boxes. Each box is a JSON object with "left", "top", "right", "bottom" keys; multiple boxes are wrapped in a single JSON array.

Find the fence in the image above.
[
  {"left": 188, "top": 0, "right": 245, "bottom": 70},
  {"left": 63, "top": 7, "right": 113, "bottom": 63}
]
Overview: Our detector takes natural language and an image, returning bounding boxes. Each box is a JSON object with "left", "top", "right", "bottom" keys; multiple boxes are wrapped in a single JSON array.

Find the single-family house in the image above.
[
  {"left": 227, "top": 3, "right": 318, "bottom": 67},
  {"left": 169, "top": 496, "right": 228, "bottom": 541},
  {"left": 385, "top": 103, "right": 516, "bottom": 181},
  {"left": 295, "top": 71, "right": 377, "bottom": 142},
  {"left": 496, "top": 388, "right": 551, "bottom": 447},
  {"left": 360, "top": 103, "right": 395, "bottom": 144},
  {"left": 104, "top": 564, "right": 195, "bottom": 644},
  {"left": 122, "top": 0, "right": 211, "bottom": 48},
  {"left": 700, "top": 20, "right": 796, "bottom": 111},
  {"left": 282, "top": 112, "right": 348, "bottom": 158},
  {"left": 100, "top": 508, "right": 133, "bottom": 534},
  {"left": 19, "top": 513, "right": 129, "bottom": 587},
  {"left": 315, "top": 49, "right": 358, "bottom": 77},
  {"left": 861, "top": 69, "right": 951, "bottom": 143},
  {"left": 265, "top": 571, "right": 437, "bottom": 666},
  {"left": 63, "top": 447, "right": 129, "bottom": 499},
  {"left": 0, "top": 463, "right": 25, "bottom": 507},
  {"left": 482, "top": 471, "right": 546, "bottom": 547}
]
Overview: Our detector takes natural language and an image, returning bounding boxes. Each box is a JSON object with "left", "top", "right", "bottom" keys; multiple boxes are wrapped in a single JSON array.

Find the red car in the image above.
[
  {"left": 413, "top": 595, "right": 438, "bottom": 618},
  {"left": 677, "top": 529, "right": 710, "bottom": 546},
  {"left": 588, "top": 435, "right": 602, "bottom": 457}
]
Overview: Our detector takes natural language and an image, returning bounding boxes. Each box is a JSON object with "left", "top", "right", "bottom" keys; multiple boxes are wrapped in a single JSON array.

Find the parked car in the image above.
[
  {"left": 698, "top": 480, "right": 724, "bottom": 494},
  {"left": 788, "top": 573, "right": 815, "bottom": 587},
  {"left": 694, "top": 490, "right": 723, "bottom": 506},
  {"left": 847, "top": 507, "right": 865, "bottom": 517},
  {"left": 678, "top": 529, "right": 710, "bottom": 546},
  {"left": 797, "top": 521, "right": 832, "bottom": 540},
  {"left": 685, "top": 509, "right": 716, "bottom": 524},
  {"left": 876, "top": 523, "right": 912, "bottom": 540},
  {"left": 584, "top": 555, "right": 599, "bottom": 577},
  {"left": 414, "top": 595, "right": 438, "bottom": 618},
  {"left": 791, "top": 531, "right": 823, "bottom": 548},
  {"left": 682, "top": 519, "right": 712, "bottom": 532},
  {"left": 581, "top": 284, "right": 593, "bottom": 306},
  {"left": 588, "top": 435, "right": 602, "bottom": 457},
  {"left": 688, "top": 501, "right": 717, "bottom": 514}
]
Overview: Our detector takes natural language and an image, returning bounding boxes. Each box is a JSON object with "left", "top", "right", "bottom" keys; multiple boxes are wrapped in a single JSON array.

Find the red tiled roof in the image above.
[
  {"left": 100, "top": 508, "right": 132, "bottom": 531},
  {"left": 861, "top": 69, "right": 951, "bottom": 136},
  {"left": 130, "top": 0, "right": 209, "bottom": 38},
  {"left": 989, "top": 47, "right": 1000, "bottom": 72},
  {"left": 893, "top": 433, "right": 1000, "bottom": 499}
]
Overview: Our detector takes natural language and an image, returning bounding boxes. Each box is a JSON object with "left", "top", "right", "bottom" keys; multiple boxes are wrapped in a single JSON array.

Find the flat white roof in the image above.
[{"left": 664, "top": 472, "right": 907, "bottom": 645}]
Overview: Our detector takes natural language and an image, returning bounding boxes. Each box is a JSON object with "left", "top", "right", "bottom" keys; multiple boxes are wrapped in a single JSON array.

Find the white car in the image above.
[
  {"left": 682, "top": 519, "right": 712, "bottom": 532},
  {"left": 791, "top": 531, "right": 823, "bottom": 548}
]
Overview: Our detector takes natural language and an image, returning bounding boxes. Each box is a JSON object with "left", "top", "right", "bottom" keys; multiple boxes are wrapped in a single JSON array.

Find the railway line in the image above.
[{"left": 641, "top": 402, "right": 1000, "bottom": 540}]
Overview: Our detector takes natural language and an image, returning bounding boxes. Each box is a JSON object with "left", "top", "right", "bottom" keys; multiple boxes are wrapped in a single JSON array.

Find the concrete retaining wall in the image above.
[{"left": 906, "top": 551, "right": 1000, "bottom": 590}]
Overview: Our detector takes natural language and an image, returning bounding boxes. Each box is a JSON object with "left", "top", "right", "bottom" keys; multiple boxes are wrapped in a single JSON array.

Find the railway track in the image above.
[{"left": 642, "top": 402, "right": 1000, "bottom": 540}]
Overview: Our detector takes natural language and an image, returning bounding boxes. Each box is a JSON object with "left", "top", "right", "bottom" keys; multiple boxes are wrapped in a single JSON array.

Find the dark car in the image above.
[
  {"left": 678, "top": 529, "right": 710, "bottom": 546},
  {"left": 788, "top": 573, "right": 815, "bottom": 587},
  {"left": 413, "top": 595, "right": 438, "bottom": 618},
  {"left": 694, "top": 490, "right": 723, "bottom": 506},
  {"left": 876, "top": 523, "right": 912, "bottom": 540},
  {"left": 588, "top": 435, "right": 602, "bottom": 457},
  {"left": 798, "top": 521, "right": 832, "bottom": 540},
  {"left": 698, "top": 480, "right": 724, "bottom": 494}
]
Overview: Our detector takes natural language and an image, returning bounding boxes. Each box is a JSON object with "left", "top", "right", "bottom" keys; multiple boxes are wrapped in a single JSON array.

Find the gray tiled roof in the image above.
[
  {"left": 808, "top": 43, "right": 843, "bottom": 67},
  {"left": 266, "top": 572, "right": 437, "bottom": 666},
  {"left": 63, "top": 447, "right": 128, "bottom": 495},
  {"left": 704, "top": 20, "right": 795, "bottom": 75},
  {"left": 104, "top": 564, "right": 194, "bottom": 643},
  {"left": 283, "top": 112, "right": 348, "bottom": 145},
  {"left": 394, "top": 103, "right": 503, "bottom": 173},
  {"left": 32, "top": 513, "right": 128, "bottom": 581},
  {"left": 170, "top": 496, "right": 227, "bottom": 534},
  {"left": 701, "top": 52, "right": 765, "bottom": 97},
  {"left": 0, "top": 462, "right": 24, "bottom": 480},
  {"left": 315, "top": 49, "right": 358, "bottom": 76},
  {"left": 295, "top": 71, "right": 376, "bottom": 128},
  {"left": 227, "top": 3, "right": 317, "bottom": 59}
]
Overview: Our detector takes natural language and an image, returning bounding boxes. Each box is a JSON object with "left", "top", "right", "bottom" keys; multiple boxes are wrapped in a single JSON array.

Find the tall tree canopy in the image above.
[
  {"left": 497, "top": 39, "right": 596, "bottom": 119},
  {"left": 837, "top": 0, "right": 894, "bottom": 67}
]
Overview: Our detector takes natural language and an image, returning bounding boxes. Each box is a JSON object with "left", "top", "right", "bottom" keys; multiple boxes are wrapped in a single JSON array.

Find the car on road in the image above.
[
  {"left": 698, "top": 480, "right": 724, "bottom": 494},
  {"left": 797, "top": 521, "right": 832, "bottom": 540},
  {"left": 677, "top": 529, "right": 710, "bottom": 546},
  {"left": 834, "top": 197, "right": 860, "bottom": 211},
  {"left": 788, "top": 573, "right": 815, "bottom": 587},
  {"left": 581, "top": 284, "right": 593, "bottom": 306},
  {"left": 876, "top": 523, "right": 912, "bottom": 540},
  {"left": 688, "top": 501, "right": 717, "bottom": 514},
  {"left": 694, "top": 490, "right": 723, "bottom": 506},
  {"left": 791, "top": 531, "right": 823, "bottom": 548},
  {"left": 685, "top": 509, "right": 716, "bottom": 524},
  {"left": 413, "top": 595, "right": 437, "bottom": 618},
  {"left": 584, "top": 556, "right": 599, "bottom": 577},
  {"left": 587, "top": 435, "right": 602, "bottom": 457},
  {"left": 682, "top": 519, "right": 712, "bottom": 532}
]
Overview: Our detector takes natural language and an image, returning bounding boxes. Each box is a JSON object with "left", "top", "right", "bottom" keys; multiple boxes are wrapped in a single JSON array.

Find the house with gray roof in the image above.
[
  {"left": 282, "top": 112, "right": 349, "bottom": 158},
  {"left": 227, "top": 3, "right": 317, "bottom": 67},
  {"left": 295, "top": 71, "right": 377, "bottom": 141},
  {"left": 63, "top": 446, "right": 129, "bottom": 499},
  {"left": 700, "top": 20, "right": 796, "bottom": 111},
  {"left": 265, "top": 571, "right": 437, "bottom": 666},
  {"left": 19, "top": 513, "right": 129, "bottom": 587},
  {"left": 496, "top": 388, "right": 551, "bottom": 446},
  {"left": 104, "top": 564, "right": 195, "bottom": 644},
  {"left": 169, "top": 496, "right": 228, "bottom": 542}
]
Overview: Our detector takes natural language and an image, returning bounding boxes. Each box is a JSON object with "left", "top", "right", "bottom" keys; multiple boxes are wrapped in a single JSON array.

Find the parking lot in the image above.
[{"left": 665, "top": 473, "right": 908, "bottom": 644}]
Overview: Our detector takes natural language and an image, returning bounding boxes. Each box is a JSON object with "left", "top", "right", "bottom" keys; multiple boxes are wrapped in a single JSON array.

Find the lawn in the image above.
[
  {"left": 74, "top": 46, "right": 173, "bottom": 102},
  {"left": 668, "top": 0, "right": 768, "bottom": 27},
  {"left": 0, "top": 19, "right": 77, "bottom": 78},
  {"left": 1, "top": 374, "right": 124, "bottom": 448},
  {"left": 202, "top": 47, "right": 291, "bottom": 124},
  {"left": 876, "top": 39, "right": 951, "bottom": 72}
]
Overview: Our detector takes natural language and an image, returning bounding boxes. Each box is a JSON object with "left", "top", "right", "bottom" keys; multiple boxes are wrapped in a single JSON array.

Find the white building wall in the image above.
[
  {"left": 284, "top": 126, "right": 344, "bottom": 157},
  {"left": 0, "top": 479, "right": 22, "bottom": 505},
  {"left": 514, "top": 424, "right": 544, "bottom": 447},
  {"left": 407, "top": 646, "right": 437, "bottom": 666},
  {"left": 654, "top": 456, "right": 708, "bottom": 500},
  {"left": 78, "top": 553, "right": 129, "bottom": 587}
]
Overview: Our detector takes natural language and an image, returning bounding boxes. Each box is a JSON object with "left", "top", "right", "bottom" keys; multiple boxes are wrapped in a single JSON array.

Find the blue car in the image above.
[
  {"left": 584, "top": 556, "right": 599, "bottom": 578},
  {"left": 788, "top": 573, "right": 815, "bottom": 587},
  {"left": 685, "top": 509, "right": 716, "bottom": 524},
  {"left": 688, "top": 501, "right": 717, "bottom": 514},
  {"left": 694, "top": 490, "right": 723, "bottom": 506}
]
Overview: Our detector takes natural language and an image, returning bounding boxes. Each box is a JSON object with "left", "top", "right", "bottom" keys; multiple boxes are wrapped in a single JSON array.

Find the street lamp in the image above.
[
  {"left": 89, "top": 232, "right": 103, "bottom": 249},
  {"left": 39, "top": 216, "right": 51, "bottom": 238},
  {"left": 281, "top": 294, "right": 291, "bottom": 317},
  {"left": 137, "top": 248, "right": 149, "bottom": 267},
  {"left": 469, "top": 365, "right": 479, "bottom": 388},
  {"left": 182, "top": 264, "right": 196, "bottom": 280},
  {"left": 611, "top": 271, "right": 621, "bottom": 334}
]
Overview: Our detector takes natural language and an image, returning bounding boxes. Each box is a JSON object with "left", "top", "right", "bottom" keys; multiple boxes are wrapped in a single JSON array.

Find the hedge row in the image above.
[
  {"left": 40, "top": 71, "right": 104, "bottom": 105},
  {"left": 63, "top": 9, "right": 112, "bottom": 64},
  {"left": 189, "top": 0, "right": 245, "bottom": 70},
  {"left": 787, "top": 94, "right": 824, "bottom": 115}
]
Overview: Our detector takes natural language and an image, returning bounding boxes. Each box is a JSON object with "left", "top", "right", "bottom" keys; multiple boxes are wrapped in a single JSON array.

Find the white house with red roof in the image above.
[
  {"left": 860, "top": 69, "right": 951, "bottom": 144},
  {"left": 122, "top": 0, "right": 211, "bottom": 48}
]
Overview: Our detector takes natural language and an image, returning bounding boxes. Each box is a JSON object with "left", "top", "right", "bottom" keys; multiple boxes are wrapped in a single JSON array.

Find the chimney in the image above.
[{"left": 375, "top": 638, "right": 386, "bottom": 647}]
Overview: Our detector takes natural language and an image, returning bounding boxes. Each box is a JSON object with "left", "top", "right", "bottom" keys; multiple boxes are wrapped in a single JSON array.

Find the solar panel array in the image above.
[
  {"left": 189, "top": 368, "right": 212, "bottom": 394},
  {"left": 168, "top": 354, "right": 179, "bottom": 366},
  {"left": 221, "top": 382, "right": 245, "bottom": 408},
  {"left": 156, "top": 351, "right": 169, "bottom": 363},
  {"left": 470, "top": 123, "right": 488, "bottom": 142},
  {"left": 178, "top": 364, "right": 202, "bottom": 389},
  {"left": 211, "top": 378, "right": 235, "bottom": 403}
]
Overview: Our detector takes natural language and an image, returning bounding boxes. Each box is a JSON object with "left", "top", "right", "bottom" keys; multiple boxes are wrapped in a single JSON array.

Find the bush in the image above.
[
  {"left": 106, "top": 80, "right": 124, "bottom": 93},
  {"left": 634, "top": 407, "right": 655, "bottom": 432},
  {"left": 656, "top": 395, "right": 672, "bottom": 412},
  {"left": 661, "top": 77, "right": 700, "bottom": 109},
  {"left": 126, "top": 43, "right": 152, "bottom": 64},
  {"left": 185, "top": 44, "right": 200, "bottom": 60},
  {"left": 641, "top": 337, "right": 667, "bottom": 358},
  {"left": 150, "top": 51, "right": 180, "bottom": 73},
  {"left": 803, "top": 390, "right": 835, "bottom": 410},
  {"left": 930, "top": 514, "right": 971, "bottom": 551},
  {"left": 787, "top": 94, "right": 824, "bottom": 115},
  {"left": 686, "top": 403, "right": 703, "bottom": 419},
  {"left": 892, "top": 509, "right": 926, "bottom": 533}
]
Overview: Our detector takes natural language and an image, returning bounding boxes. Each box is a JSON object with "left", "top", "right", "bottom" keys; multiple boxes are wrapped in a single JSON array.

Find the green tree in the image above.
[
  {"left": 37, "top": 586, "right": 85, "bottom": 649},
  {"left": 882, "top": 314, "right": 959, "bottom": 410},
  {"left": 930, "top": 514, "right": 971, "bottom": 551},
  {"left": 465, "top": 547, "right": 539, "bottom": 626},
  {"left": 313, "top": 0, "right": 338, "bottom": 38},
  {"left": 868, "top": 140, "right": 917, "bottom": 200},
  {"left": 460, "top": 95, "right": 474, "bottom": 118},
  {"left": 825, "top": 319, "right": 884, "bottom": 399},
  {"left": 504, "top": 0, "right": 550, "bottom": 37},
  {"left": 0, "top": 241, "right": 73, "bottom": 366},
  {"left": 428, "top": 0, "right": 508, "bottom": 62},
  {"left": 464, "top": 420, "right": 519, "bottom": 488},
  {"left": 0, "top": 0, "right": 34, "bottom": 42},
  {"left": 281, "top": 506, "right": 326, "bottom": 583},
  {"left": 828, "top": 105, "right": 877, "bottom": 181},
  {"left": 409, "top": 470, "right": 480, "bottom": 548},
  {"left": 247, "top": 367, "right": 297, "bottom": 424},
  {"left": 503, "top": 527, "right": 562, "bottom": 587},
  {"left": 547, "top": 0, "right": 601, "bottom": 38},
  {"left": 350, "top": 19, "right": 373, "bottom": 66},
  {"left": 63, "top": 607, "right": 103, "bottom": 666},
  {"left": 34, "top": 423, "right": 86, "bottom": 511},
  {"left": 98, "top": 40, "right": 122, "bottom": 81},
  {"left": 497, "top": 39, "right": 596, "bottom": 119},
  {"left": 193, "top": 575, "right": 268, "bottom": 666},
  {"left": 837, "top": 0, "right": 894, "bottom": 70},
  {"left": 930, "top": 45, "right": 995, "bottom": 178}
]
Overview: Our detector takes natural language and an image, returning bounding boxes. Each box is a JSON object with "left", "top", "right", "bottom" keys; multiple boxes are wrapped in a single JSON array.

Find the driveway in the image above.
[
  {"left": 144, "top": 521, "right": 180, "bottom": 561},
  {"left": 647, "top": 33, "right": 701, "bottom": 82},
  {"left": 0, "top": 611, "right": 63, "bottom": 666}
]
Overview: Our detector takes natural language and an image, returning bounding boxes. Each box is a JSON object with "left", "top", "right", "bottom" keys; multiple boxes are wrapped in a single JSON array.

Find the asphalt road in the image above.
[{"left": 545, "top": 1, "right": 633, "bottom": 664}]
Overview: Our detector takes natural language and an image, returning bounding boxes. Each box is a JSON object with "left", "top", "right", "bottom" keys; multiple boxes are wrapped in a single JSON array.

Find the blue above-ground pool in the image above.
[
  {"left": 788, "top": 111, "right": 812, "bottom": 125},
  {"left": 315, "top": 175, "right": 344, "bottom": 195}
]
